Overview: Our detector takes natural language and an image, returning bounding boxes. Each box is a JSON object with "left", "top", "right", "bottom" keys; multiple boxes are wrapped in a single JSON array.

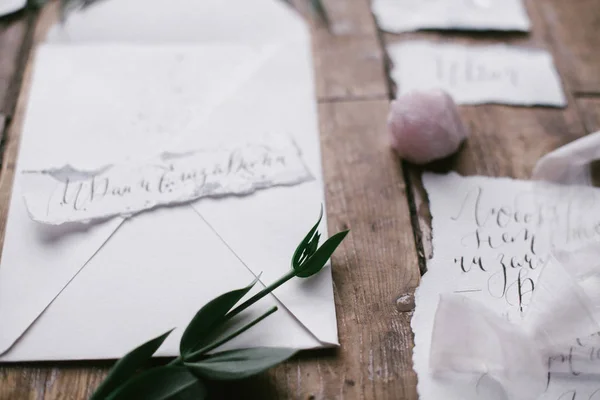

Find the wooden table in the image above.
[{"left": 0, "top": 0, "right": 598, "bottom": 398}]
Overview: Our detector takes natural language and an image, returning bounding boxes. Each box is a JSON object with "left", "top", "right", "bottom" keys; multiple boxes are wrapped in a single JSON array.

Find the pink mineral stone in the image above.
[{"left": 387, "top": 89, "right": 468, "bottom": 164}]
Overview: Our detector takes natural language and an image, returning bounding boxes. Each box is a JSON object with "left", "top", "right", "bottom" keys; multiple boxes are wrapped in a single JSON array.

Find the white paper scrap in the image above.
[
  {"left": 416, "top": 172, "right": 600, "bottom": 400},
  {"left": 389, "top": 42, "right": 567, "bottom": 107},
  {"left": 0, "top": 0, "right": 25, "bottom": 17},
  {"left": 372, "top": 0, "right": 530, "bottom": 33},
  {"left": 22, "top": 135, "right": 312, "bottom": 225}
]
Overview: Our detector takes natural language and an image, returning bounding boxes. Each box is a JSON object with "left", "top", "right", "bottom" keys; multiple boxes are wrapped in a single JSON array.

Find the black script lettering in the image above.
[
  {"left": 454, "top": 256, "right": 486, "bottom": 273},
  {"left": 158, "top": 172, "right": 176, "bottom": 193},
  {"left": 139, "top": 179, "right": 152, "bottom": 192}
]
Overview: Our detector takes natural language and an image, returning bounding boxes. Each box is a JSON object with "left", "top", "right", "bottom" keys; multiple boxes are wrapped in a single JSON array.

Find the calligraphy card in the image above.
[
  {"left": 415, "top": 172, "right": 600, "bottom": 400},
  {"left": 388, "top": 42, "right": 567, "bottom": 107},
  {"left": 372, "top": 0, "right": 530, "bottom": 33}
]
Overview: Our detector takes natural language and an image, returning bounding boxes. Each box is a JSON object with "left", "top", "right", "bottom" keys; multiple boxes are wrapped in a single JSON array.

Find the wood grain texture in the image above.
[
  {"left": 320, "top": 0, "right": 376, "bottom": 36},
  {"left": 291, "top": 99, "right": 419, "bottom": 400},
  {"left": 0, "top": 0, "right": 422, "bottom": 399},
  {"left": 536, "top": 0, "right": 600, "bottom": 94},
  {"left": 577, "top": 98, "right": 600, "bottom": 133},
  {"left": 217, "top": 100, "right": 420, "bottom": 400},
  {"left": 381, "top": 0, "right": 589, "bottom": 263},
  {"left": 0, "top": 10, "right": 33, "bottom": 117},
  {"left": 314, "top": 33, "right": 388, "bottom": 102},
  {"left": 296, "top": 0, "right": 388, "bottom": 101}
]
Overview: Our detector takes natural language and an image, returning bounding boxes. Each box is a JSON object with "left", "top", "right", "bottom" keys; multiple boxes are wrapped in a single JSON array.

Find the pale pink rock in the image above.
[{"left": 387, "top": 89, "right": 468, "bottom": 164}]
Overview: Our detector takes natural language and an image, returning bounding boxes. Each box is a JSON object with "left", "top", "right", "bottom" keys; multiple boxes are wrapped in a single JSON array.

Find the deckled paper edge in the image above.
[
  {"left": 411, "top": 172, "right": 444, "bottom": 398},
  {"left": 21, "top": 136, "right": 314, "bottom": 226},
  {"left": 388, "top": 42, "right": 567, "bottom": 108},
  {"left": 371, "top": 0, "right": 531, "bottom": 34},
  {"left": 413, "top": 172, "right": 535, "bottom": 398}
]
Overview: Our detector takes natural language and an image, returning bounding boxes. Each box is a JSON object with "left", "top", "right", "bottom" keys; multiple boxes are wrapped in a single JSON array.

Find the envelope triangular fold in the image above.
[
  {"left": 0, "top": 183, "right": 123, "bottom": 355},
  {"left": 0, "top": 206, "right": 322, "bottom": 360},
  {"left": 191, "top": 195, "right": 339, "bottom": 347}
]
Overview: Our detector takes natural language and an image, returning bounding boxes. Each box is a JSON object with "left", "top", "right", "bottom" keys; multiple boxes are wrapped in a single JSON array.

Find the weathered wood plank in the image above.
[
  {"left": 295, "top": 0, "right": 388, "bottom": 101},
  {"left": 220, "top": 100, "right": 420, "bottom": 400},
  {"left": 381, "top": 0, "right": 588, "bottom": 263},
  {"left": 286, "top": 99, "right": 419, "bottom": 400},
  {"left": 0, "top": 10, "right": 33, "bottom": 117},
  {"left": 535, "top": 0, "right": 600, "bottom": 94},
  {"left": 281, "top": 4, "right": 420, "bottom": 397},
  {"left": 41, "top": 365, "right": 110, "bottom": 400},
  {"left": 577, "top": 98, "right": 600, "bottom": 133},
  {"left": 320, "top": 0, "right": 377, "bottom": 36},
  {"left": 314, "top": 33, "right": 388, "bottom": 102},
  {"left": 0, "top": 365, "right": 48, "bottom": 399}
]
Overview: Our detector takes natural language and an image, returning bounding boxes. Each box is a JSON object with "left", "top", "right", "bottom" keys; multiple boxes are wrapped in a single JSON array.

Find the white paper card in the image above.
[
  {"left": 0, "top": 0, "right": 338, "bottom": 362},
  {"left": 0, "top": 0, "right": 25, "bottom": 17},
  {"left": 389, "top": 42, "right": 567, "bottom": 107},
  {"left": 23, "top": 135, "right": 312, "bottom": 225},
  {"left": 372, "top": 0, "right": 530, "bottom": 33},
  {"left": 416, "top": 172, "right": 600, "bottom": 400}
]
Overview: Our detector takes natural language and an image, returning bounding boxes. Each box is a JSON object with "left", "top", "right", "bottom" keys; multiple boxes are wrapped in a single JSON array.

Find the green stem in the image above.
[
  {"left": 168, "top": 356, "right": 183, "bottom": 366},
  {"left": 225, "top": 269, "right": 296, "bottom": 319},
  {"left": 168, "top": 270, "right": 296, "bottom": 366},
  {"left": 184, "top": 306, "right": 278, "bottom": 362}
]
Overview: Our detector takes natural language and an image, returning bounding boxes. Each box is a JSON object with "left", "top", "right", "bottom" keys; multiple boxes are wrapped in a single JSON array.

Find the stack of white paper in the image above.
[
  {"left": 417, "top": 133, "right": 600, "bottom": 399},
  {"left": 0, "top": 0, "right": 339, "bottom": 361}
]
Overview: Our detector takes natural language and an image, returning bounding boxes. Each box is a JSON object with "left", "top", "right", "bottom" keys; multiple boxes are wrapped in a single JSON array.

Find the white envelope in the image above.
[
  {"left": 0, "top": 0, "right": 25, "bottom": 17},
  {"left": 0, "top": 0, "right": 339, "bottom": 361}
]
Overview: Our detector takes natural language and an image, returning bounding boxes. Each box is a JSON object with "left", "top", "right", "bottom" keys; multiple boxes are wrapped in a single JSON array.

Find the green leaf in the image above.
[
  {"left": 184, "top": 306, "right": 278, "bottom": 362},
  {"left": 60, "top": 0, "right": 104, "bottom": 10},
  {"left": 305, "top": 231, "right": 321, "bottom": 261},
  {"left": 27, "top": 0, "right": 48, "bottom": 8},
  {"left": 106, "top": 366, "right": 206, "bottom": 400},
  {"left": 185, "top": 348, "right": 297, "bottom": 380},
  {"left": 294, "top": 230, "right": 349, "bottom": 278},
  {"left": 91, "top": 329, "right": 173, "bottom": 400},
  {"left": 180, "top": 277, "right": 259, "bottom": 357},
  {"left": 310, "top": 0, "right": 330, "bottom": 26},
  {"left": 292, "top": 206, "right": 323, "bottom": 269}
]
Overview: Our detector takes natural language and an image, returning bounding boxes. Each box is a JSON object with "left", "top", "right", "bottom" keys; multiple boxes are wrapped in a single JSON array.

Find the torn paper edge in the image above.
[
  {"left": 21, "top": 135, "right": 314, "bottom": 225},
  {"left": 388, "top": 42, "right": 567, "bottom": 108},
  {"left": 371, "top": 0, "right": 531, "bottom": 34}
]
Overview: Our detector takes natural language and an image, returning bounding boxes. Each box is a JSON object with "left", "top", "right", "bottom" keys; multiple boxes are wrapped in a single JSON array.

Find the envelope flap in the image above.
[
  {"left": 0, "top": 0, "right": 25, "bottom": 17},
  {"left": 1, "top": 205, "right": 325, "bottom": 361},
  {"left": 21, "top": 43, "right": 267, "bottom": 170},
  {"left": 47, "top": 0, "right": 307, "bottom": 46},
  {"left": 191, "top": 192, "right": 339, "bottom": 346},
  {"left": 0, "top": 178, "right": 123, "bottom": 355}
]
